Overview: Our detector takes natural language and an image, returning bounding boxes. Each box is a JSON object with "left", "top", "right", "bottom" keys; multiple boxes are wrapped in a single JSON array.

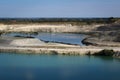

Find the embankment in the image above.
[
  {"left": 0, "top": 36, "right": 119, "bottom": 57},
  {"left": 0, "top": 46, "right": 120, "bottom": 57},
  {"left": 0, "top": 24, "right": 103, "bottom": 33}
]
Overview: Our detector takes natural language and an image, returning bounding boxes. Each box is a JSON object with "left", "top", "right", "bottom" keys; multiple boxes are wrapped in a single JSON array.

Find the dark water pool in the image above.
[
  {"left": 0, "top": 53, "right": 120, "bottom": 80},
  {"left": 5, "top": 33, "right": 85, "bottom": 46}
]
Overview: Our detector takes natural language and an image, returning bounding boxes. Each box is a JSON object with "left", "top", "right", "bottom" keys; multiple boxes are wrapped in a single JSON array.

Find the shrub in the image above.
[
  {"left": 94, "top": 49, "right": 115, "bottom": 56},
  {"left": 49, "top": 51, "right": 58, "bottom": 55}
]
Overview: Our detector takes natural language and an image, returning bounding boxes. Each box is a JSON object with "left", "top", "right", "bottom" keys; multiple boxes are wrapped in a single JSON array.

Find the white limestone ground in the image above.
[
  {"left": 0, "top": 24, "right": 102, "bottom": 33},
  {"left": 0, "top": 36, "right": 120, "bottom": 55}
]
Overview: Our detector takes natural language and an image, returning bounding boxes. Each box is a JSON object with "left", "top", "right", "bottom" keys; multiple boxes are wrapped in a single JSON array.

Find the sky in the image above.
[{"left": 0, "top": 0, "right": 120, "bottom": 18}]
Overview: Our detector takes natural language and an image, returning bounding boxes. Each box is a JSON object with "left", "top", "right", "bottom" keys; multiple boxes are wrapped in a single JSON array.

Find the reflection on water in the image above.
[
  {"left": 0, "top": 53, "right": 120, "bottom": 80},
  {"left": 5, "top": 33, "right": 85, "bottom": 46}
]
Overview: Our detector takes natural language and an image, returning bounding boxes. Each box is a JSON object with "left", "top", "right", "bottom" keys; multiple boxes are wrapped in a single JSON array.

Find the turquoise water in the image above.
[
  {"left": 0, "top": 53, "right": 120, "bottom": 80},
  {"left": 5, "top": 33, "right": 85, "bottom": 46}
]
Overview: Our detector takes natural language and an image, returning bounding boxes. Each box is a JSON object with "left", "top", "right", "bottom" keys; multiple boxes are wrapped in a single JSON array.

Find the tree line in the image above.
[{"left": 0, "top": 17, "right": 119, "bottom": 24}]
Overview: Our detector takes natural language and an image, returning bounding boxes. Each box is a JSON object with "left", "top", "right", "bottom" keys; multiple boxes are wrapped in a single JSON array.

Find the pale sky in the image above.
[{"left": 0, "top": 0, "right": 120, "bottom": 18}]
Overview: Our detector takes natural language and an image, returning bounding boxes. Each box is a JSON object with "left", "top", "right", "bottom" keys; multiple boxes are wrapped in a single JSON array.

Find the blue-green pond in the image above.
[{"left": 0, "top": 53, "right": 120, "bottom": 80}]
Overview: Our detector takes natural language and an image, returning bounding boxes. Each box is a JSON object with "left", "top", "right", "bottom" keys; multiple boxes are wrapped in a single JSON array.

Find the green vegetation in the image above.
[
  {"left": 0, "top": 17, "right": 119, "bottom": 25},
  {"left": 49, "top": 51, "right": 58, "bottom": 55},
  {"left": 94, "top": 49, "right": 115, "bottom": 56}
]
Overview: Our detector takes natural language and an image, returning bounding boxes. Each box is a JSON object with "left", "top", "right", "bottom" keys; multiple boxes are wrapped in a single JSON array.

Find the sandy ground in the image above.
[{"left": 0, "top": 36, "right": 120, "bottom": 55}]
